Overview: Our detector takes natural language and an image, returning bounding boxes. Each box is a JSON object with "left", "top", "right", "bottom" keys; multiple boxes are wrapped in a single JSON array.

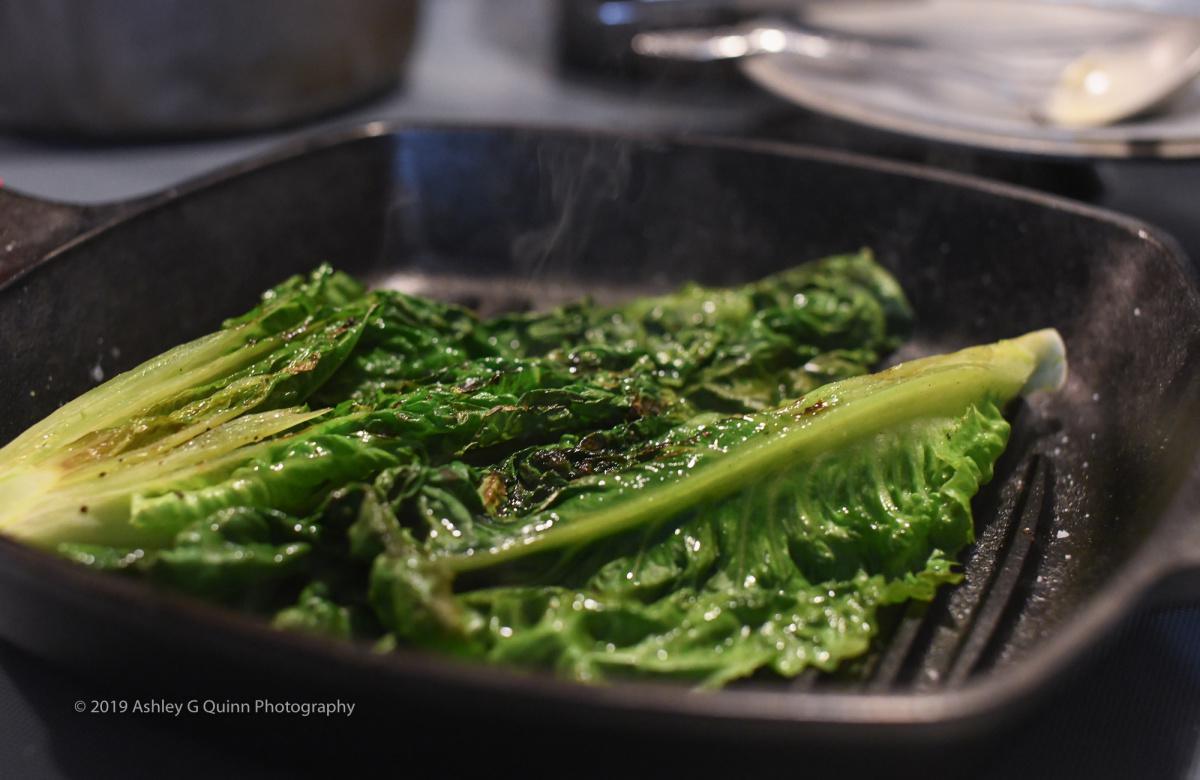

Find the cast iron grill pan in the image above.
[{"left": 1, "top": 125, "right": 1199, "bottom": 749}]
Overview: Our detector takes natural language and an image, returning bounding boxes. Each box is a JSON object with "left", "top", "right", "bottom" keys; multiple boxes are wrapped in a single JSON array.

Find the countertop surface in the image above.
[{"left": 1, "top": 2, "right": 1199, "bottom": 777}]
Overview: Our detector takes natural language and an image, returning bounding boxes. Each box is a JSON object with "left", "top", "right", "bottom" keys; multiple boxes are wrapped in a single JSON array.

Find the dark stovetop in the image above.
[{"left": 1, "top": 2, "right": 1198, "bottom": 776}]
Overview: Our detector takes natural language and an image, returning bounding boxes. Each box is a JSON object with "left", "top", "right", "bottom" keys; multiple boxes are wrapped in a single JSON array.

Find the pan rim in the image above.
[{"left": 4, "top": 119, "right": 1196, "bottom": 293}]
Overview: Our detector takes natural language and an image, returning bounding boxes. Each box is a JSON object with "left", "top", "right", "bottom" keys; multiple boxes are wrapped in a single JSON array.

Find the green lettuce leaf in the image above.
[
  {"left": 0, "top": 252, "right": 1061, "bottom": 689},
  {"left": 367, "top": 330, "right": 1065, "bottom": 685}
]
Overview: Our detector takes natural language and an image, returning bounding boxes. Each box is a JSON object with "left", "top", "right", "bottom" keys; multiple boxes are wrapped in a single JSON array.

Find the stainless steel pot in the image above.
[{"left": 0, "top": 0, "right": 420, "bottom": 137}]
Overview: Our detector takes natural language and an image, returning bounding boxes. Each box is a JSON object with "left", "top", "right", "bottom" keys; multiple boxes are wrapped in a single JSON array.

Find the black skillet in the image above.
[{"left": 1, "top": 124, "right": 1199, "bottom": 757}]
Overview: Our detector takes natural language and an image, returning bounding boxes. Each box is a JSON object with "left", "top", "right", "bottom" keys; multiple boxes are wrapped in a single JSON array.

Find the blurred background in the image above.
[
  {"left": 3, "top": 0, "right": 1200, "bottom": 250},
  {"left": 2, "top": 1, "right": 1200, "bottom": 777}
]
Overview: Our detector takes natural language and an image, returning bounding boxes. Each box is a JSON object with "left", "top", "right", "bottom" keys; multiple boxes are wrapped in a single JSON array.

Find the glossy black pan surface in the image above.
[{"left": 1, "top": 125, "right": 1199, "bottom": 752}]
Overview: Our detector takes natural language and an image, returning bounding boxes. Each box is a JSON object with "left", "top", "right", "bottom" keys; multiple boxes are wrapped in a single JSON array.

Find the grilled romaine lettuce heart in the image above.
[{"left": 0, "top": 250, "right": 1065, "bottom": 686}]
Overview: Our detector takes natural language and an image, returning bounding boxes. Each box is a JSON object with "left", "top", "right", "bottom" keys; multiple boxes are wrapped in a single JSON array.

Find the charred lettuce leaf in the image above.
[
  {"left": 365, "top": 330, "right": 1065, "bottom": 685},
  {"left": 0, "top": 250, "right": 906, "bottom": 553},
  {"left": 0, "top": 251, "right": 1069, "bottom": 688},
  {"left": 478, "top": 249, "right": 911, "bottom": 412}
]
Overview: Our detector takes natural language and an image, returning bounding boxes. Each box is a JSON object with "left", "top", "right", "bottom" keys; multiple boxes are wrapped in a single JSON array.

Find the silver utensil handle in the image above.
[{"left": 632, "top": 24, "right": 871, "bottom": 66}]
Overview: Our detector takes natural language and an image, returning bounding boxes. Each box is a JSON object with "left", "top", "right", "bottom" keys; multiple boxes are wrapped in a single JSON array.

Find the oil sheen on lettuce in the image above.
[{"left": 0, "top": 250, "right": 1066, "bottom": 687}]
